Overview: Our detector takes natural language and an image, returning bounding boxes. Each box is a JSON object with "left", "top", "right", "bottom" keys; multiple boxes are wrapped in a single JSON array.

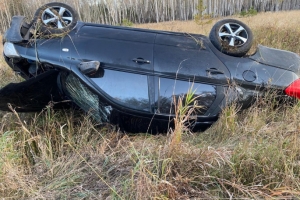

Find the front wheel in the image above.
[
  {"left": 209, "top": 19, "right": 253, "bottom": 57},
  {"left": 32, "top": 2, "right": 79, "bottom": 35}
]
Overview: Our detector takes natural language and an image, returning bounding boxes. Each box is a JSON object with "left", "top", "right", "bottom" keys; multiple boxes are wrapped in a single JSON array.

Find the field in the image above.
[{"left": 1, "top": 11, "right": 300, "bottom": 199}]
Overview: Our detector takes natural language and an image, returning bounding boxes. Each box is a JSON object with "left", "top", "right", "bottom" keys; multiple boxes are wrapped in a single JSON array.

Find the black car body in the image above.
[{"left": 2, "top": 3, "right": 300, "bottom": 133}]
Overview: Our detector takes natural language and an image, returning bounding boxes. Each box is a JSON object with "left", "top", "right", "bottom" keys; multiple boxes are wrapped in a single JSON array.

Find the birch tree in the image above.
[{"left": 0, "top": 0, "right": 299, "bottom": 32}]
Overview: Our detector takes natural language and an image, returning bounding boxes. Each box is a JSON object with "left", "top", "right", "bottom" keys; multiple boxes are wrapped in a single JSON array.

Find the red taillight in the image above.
[{"left": 285, "top": 79, "right": 300, "bottom": 99}]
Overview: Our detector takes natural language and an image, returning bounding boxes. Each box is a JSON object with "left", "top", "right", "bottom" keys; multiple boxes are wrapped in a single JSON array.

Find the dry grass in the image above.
[
  {"left": 135, "top": 10, "right": 300, "bottom": 54},
  {"left": 0, "top": 36, "right": 23, "bottom": 87},
  {"left": 1, "top": 11, "right": 300, "bottom": 199}
]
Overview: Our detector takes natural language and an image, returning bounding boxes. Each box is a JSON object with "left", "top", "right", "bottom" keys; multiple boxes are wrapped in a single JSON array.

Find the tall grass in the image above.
[{"left": 1, "top": 91, "right": 300, "bottom": 198}]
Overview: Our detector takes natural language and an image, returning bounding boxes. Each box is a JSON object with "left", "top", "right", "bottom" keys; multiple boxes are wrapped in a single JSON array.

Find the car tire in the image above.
[
  {"left": 32, "top": 2, "right": 78, "bottom": 35},
  {"left": 209, "top": 19, "right": 253, "bottom": 57}
]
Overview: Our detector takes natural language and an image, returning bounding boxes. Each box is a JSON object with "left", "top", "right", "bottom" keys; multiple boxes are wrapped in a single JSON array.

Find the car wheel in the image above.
[
  {"left": 209, "top": 19, "right": 253, "bottom": 57},
  {"left": 32, "top": 2, "right": 78, "bottom": 35}
]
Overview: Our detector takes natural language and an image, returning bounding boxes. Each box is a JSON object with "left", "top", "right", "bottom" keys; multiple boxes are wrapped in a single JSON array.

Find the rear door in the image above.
[
  {"left": 153, "top": 34, "right": 230, "bottom": 117},
  {"left": 154, "top": 34, "right": 230, "bottom": 84}
]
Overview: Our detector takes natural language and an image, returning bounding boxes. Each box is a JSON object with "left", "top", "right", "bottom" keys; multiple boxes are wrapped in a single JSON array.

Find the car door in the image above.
[
  {"left": 65, "top": 25, "right": 156, "bottom": 115},
  {"left": 154, "top": 33, "right": 230, "bottom": 84},
  {"left": 73, "top": 25, "right": 155, "bottom": 74},
  {"left": 153, "top": 34, "right": 231, "bottom": 117}
]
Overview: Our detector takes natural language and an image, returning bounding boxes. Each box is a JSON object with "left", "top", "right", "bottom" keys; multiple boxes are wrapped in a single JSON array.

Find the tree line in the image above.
[{"left": 0, "top": 0, "right": 299, "bottom": 33}]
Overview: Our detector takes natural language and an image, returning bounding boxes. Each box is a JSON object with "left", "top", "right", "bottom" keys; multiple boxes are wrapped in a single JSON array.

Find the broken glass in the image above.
[{"left": 65, "top": 74, "right": 111, "bottom": 123}]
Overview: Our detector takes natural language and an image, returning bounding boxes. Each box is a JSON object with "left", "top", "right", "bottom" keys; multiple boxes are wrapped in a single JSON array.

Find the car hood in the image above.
[{"left": 250, "top": 45, "right": 300, "bottom": 75}]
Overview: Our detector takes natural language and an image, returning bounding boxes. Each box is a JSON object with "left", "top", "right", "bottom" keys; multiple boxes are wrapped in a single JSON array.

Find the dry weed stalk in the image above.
[{"left": 168, "top": 84, "right": 201, "bottom": 152}]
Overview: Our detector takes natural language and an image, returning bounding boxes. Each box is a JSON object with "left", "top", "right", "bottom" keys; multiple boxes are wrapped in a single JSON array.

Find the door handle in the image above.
[
  {"left": 206, "top": 68, "right": 224, "bottom": 75},
  {"left": 132, "top": 58, "right": 151, "bottom": 64}
]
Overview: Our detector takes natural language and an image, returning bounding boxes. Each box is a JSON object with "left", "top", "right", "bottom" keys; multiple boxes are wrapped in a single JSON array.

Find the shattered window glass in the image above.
[{"left": 65, "top": 74, "right": 111, "bottom": 123}]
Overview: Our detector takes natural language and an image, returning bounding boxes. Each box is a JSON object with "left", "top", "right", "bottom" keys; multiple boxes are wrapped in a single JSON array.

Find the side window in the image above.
[
  {"left": 91, "top": 69, "right": 150, "bottom": 111},
  {"left": 158, "top": 78, "right": 216, "bottom": 115}
]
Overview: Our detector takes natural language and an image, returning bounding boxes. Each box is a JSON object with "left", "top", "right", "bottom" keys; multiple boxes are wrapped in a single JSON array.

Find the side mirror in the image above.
[{"left": 78, "top": 61, "right": 100, "bottom": 75}]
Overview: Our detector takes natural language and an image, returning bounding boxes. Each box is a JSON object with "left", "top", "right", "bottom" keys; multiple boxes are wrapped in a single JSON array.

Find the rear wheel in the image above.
[
  {"left": 209, "top": 19, "right": 253, "bottom": 57},
  {"left": 32, "top": 2, "right": 78, "bottom": 35}
]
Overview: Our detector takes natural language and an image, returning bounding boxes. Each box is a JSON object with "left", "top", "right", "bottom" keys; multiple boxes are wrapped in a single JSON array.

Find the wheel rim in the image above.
[
  {"left": 41, "top": 6, "right": 73, "bottom": 29},
  {"left": 218, "top": 23, "right": 249, "bottom": 47}
]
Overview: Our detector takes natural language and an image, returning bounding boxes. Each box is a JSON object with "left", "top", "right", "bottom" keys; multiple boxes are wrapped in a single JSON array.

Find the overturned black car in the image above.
[{"left": 2, "top": 2, "right": 300, "bottom": 133}]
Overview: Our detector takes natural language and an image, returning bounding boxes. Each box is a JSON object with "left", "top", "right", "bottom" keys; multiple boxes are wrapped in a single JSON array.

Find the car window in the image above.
[
  {"left": 158, "top": 78, "right": 216, "bottom": 115},
  {"left": 64, "top": 73, "right": 111, "bottom": 123},
  {"left": 91, "top": 69, "right": 150, "bottom": 111}
]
